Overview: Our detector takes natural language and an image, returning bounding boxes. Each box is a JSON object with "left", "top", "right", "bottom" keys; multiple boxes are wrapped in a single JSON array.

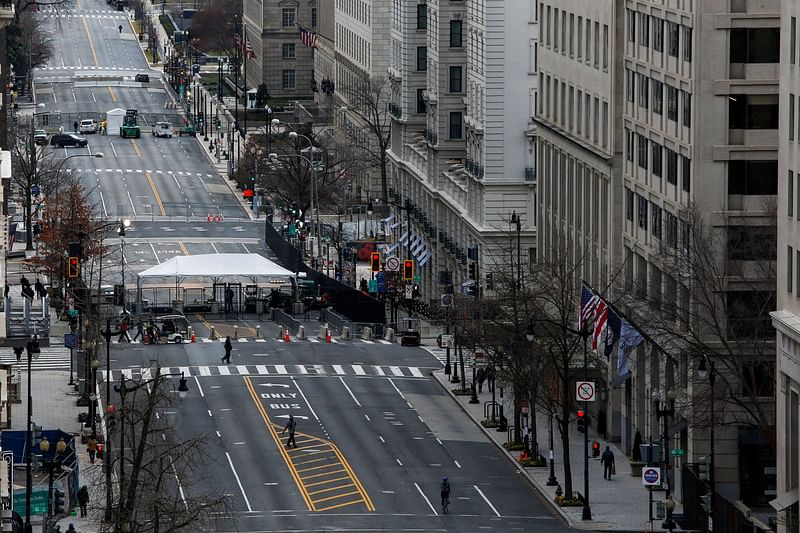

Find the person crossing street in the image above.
[
  {"left": 282, "top": 414, "right": 297, "bottom": 448},
  {"left": 221, "top": 336, "right": 232, "bottom": 363}
]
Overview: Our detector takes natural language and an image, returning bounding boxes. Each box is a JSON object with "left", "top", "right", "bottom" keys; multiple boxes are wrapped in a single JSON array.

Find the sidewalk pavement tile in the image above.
[{"left": 432, "top": 370, "right": 684, "bottom": 532}]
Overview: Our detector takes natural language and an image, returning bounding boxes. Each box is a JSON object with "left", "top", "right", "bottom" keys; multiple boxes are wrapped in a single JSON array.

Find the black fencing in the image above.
[
  {"left": 274, "top": 309, "right": 302, "bottom": 335},
  {"left": 264, "top": 222, "right": 385, "bottom": 325}
]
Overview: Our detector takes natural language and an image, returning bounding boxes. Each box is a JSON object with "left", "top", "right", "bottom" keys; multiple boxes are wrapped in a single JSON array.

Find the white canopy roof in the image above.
[{"left": 137, "top": 254, "right": 294, "bottom": 280}]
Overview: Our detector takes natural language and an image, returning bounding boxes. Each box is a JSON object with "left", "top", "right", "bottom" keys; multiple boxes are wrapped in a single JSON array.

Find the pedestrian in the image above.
[
  {"left": 58, "top": 125, "right": 64, "bottom": 133},
  {"left": 86, "top": 435, "right": 97, "bottom": 464},
  {"left": 224, "top": 287, "right": 234, "bottom": 313},
  {"left": 601, "top": 445, "right": 615, "bottom": 480},
  {"left": 21, "top": 285, "right": 34, "bottom": 300},
  {"left": 476, "top": 367, "right": 486, "bottom": 393},
  {"left": 78, "top": 485, "right": 89, "bottom": 517},
  {"left": 485, "top": 365, "right": 496, "bottom": 393},
  {"left": 19, "top": 275, "right": 29, "bottom": 290},
  {"left": 221, "top": 336, "right": 232, "bottom": 363},
  {"left": 118, "top": 24, "right": 123, "bottom": 33},
  {"left": 73, "top": 120, "right": 78, "bottom": 133},
  {"left": 34, "top": 278, "right": 45, "bottom": 299},
  {"left": 4, "top": 281, "right": 9, "bottom": 300},
  {"left": 66, "top": 524, "right": 76, "bottom": 533},
  {"left": 132, "top": 319, "right": 144, "bottom": 342},
  {"left": 282, "top": 414, "right": 297, "bottom": 448},
  {"left": 117, "top": 318, "right": 130, "bottom": 342}
]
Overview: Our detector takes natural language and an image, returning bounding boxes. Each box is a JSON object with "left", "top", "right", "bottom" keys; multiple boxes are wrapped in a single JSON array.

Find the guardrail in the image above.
[{"left": 274, "top": 309, "right": 302, "bottom": 336}]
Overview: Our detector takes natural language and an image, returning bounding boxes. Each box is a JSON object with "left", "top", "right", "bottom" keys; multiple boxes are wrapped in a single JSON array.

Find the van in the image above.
[{"left": 152, "top": 122, "right": 173, "bottom": 138}]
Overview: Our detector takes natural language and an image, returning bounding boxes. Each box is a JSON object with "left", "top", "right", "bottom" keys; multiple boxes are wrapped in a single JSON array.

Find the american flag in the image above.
[
  {"left": 234, "top": 34, "right": 257, "bottom": 59},
  {"left": 592, "top": 300, "right": 609, "bottom": 350},
  {"left": 578, "top": 284, "right": 598, "bottom": 331},
  {"left": 299, "top": 25, "right": 318, "bottom": 48}
]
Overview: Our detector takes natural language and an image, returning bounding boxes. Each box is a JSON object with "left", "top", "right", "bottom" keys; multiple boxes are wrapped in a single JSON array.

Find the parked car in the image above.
[
  {"left": 50, "top": 133, "right": 88, "bottom": 148},
  {"left": 135, "top": 73, "right": 150, "bottom": 82},
  {"left": 33, "top": 130, "right": 48, "bottom": 146},
  {"left": 78, "top": 119, "right": 98, "bottom": 134},
  {"left": 152, "top": 121, "right": 173, "bottom": 138}
]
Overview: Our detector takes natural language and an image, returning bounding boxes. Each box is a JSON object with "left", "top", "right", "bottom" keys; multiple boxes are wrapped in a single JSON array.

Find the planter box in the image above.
[{"left": 630, "top": 461, "right": 645, "bottom": 477}]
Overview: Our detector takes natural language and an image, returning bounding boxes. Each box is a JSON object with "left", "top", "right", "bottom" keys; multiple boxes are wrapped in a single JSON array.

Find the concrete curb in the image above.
[{"left": 430, "top": 369, "right": 661, "bottom": 533}]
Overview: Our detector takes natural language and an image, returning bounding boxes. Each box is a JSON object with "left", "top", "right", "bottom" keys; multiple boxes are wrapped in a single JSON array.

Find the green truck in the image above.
[{"left": 120, "top": 109, "right": 141, "bottom": 138}]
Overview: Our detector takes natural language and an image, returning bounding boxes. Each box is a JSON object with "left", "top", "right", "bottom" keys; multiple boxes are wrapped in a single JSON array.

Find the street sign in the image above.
[
  {"left": 368, "top": 279, "right": 378, "bottom": 292},
  {"left": 385, "top": 257, "right": 400, "bottom": 272},
  {"left": 642, "top": 467, "right": 662, "bottom": 487},
  {"left": 405, "top": 284, "right": 413, "bottom": 300},
  {"left": 13, "top": 489, "right": 47, "bottom": 514},
  {"left": 440, "top": 334, "right": 454, "bottom": 348},
  {"left": 64, "top": 333, "right": 77, "bottom": 349},
  {"left": 440, "top": 294, "right": 453, "bottom": 307},
  {"left": 671, "top": 448, "right": 686, "bottom": 456},
  {"left": 576, "top": 381, "right": 596, "bottom": 402},
  {"left": 31, "top": 185, "right": 40, "bottom": 196},
  {"left": 473, "top": 351, "right": 486, "bottom": 368}
]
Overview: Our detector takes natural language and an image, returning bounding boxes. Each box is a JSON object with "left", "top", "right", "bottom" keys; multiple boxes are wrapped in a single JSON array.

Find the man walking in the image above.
[
  {"left": 78, "top": 485, "right": 89, "bottom": 517},
  {"left": 73, "top": 120, "right": 79, "bottom": 133},
  {"left": 86, "top": 435, "right": 97, "bottom": 464},
  {"left": 132, "top": 319, "right": 144, "bottom": 342},
  {"left": 221, "top": 336, "right": 232, "bottom": 363},
  {"left": 601, "top": 445, "right": 615, "bottom": 480},
  {"left": 34, "top": 279, "right": 46, "bottom": 299},
  {"left": 282, "top": 414, "right": 297, "bottom": 448},
  {"left": 117, "top": 318, "right": 130, "bottom": 342}
]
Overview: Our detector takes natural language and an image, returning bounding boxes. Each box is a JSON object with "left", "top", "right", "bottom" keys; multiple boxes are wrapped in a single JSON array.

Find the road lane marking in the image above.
[
  {"left": 291, "top": 377, "right": 319, "bottom": 421},
  {"left": 108, "top": 87, "right": 117, "bottom": 102},
  {"left": 339, "top": 377, "right": 361, "bottom": 407},
  {"left": 414, "top": 482, "right": 438, "bottom": 516},
  {"left": 388, "top": 378, "right": 406, "bottom": 400},
  {"left": 81, "top": 16, "right": 99, "bottom": 66},
  {"left": 127, "top": 190, "right": 137, "bottom": 216},
  {"left": 225, "top": 451, "right": 253, "bottom": 512},
  {"left": 193, "top": 376, "right": 204, "bottom": 397},
  {"left": 145, "top": 172, "right": 166, "bottom": 215},
  {"left": 179, "top": 242, "right": 189, "bottom": 256},
  {"left": 474, "top": 485, "right": 501, "bottom": 517},
  {"left": 132, "top": 139, "right": 142, "bottom": 157}
]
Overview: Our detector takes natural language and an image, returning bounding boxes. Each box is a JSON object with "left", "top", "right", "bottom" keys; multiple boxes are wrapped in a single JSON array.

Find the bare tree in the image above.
[
  {"left": 189, "top": 0, "right": 241, "bottom": 57},
  {"left": 341, "top": 76, "right": 392, "bottom": 203},
  {"left": 7, "top": 10, "right": 54, "bottom": 93}
]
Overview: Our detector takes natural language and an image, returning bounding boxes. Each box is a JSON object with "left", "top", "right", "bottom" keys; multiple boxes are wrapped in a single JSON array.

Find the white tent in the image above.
[
  {"left": 137, "top": 254, "right": 294, "bottom": 283},
  {"left": 105, "top": 108, "right": 127, "bottom": 137}
]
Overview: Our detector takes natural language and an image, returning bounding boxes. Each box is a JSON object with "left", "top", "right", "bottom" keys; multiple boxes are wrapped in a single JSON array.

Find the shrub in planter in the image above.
[
  {"left": 452, "top": 388, "right": 472, "bottom": 396},
  {"left": 519, "top": 456, "right": 547, "bottom": 467},
  {"left": 481, "top": 419, "right": 498, "bottom": 428},
  {"left": 502, "top": 442, "right": 527, "bottom": 451},
  {"left": 554, "top": 495, "right": 584, "bottom": 507}
]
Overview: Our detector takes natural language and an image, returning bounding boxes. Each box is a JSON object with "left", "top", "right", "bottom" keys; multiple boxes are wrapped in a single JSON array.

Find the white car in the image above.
[
  {"left": 78, "top": 119, "right": 98, "bottom": 134},
  {"left": 152, "top": 121, "right": 173, "bottom": 138}
]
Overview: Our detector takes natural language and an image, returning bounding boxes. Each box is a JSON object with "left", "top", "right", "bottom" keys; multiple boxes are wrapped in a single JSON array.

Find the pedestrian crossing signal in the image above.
[
  {"left": 67, "top": 257, "right": 79, "bottom": 278},
  {"left": 371, "top": 252, "right": 381, "bottom": 273},
  {"left": 403, "top": 260, "right": 414, "bottom": 281}
]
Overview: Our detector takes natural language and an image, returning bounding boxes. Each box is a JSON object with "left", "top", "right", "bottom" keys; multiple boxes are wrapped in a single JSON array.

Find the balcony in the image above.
[
  {"left": 525, "top": 167, "right": 536, "bottom": 182},
  {"left": 424, "top": 129, "right": 438, "bottom": 145},
  {"left": 464, "top": 158, "right": 484, "bottom": 179},
  {"left": 388, "top": 102, "right": 402, "bottom": 119}
]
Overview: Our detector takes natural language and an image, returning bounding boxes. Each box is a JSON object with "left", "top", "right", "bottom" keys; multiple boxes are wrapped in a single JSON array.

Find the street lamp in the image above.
[
  {"left": 103, "top": 319, "right": 113, "bottom": 522},
  {"left": 39, "top": 435, "right": 67, "bottom": 525},
  {"left": 117, "top": 218, "right": 131, "bottom": 313},
  {"left": 654, "top": 389, "right": 677, "bottom": 530},
  {"left": 697, "top": 355, "right": 716, "bottom": 531},
  {"left": 269, "top": 152, "right": 318, "bottom": 261},
  {"left": 21, "top": 334, "right": 40, "bottom": 533},
  {"left": 89, "top": 356, "right": 100, "bottom": 438},
  {"left": 510, "top": 211, "right": 522, "bottom": 290}
]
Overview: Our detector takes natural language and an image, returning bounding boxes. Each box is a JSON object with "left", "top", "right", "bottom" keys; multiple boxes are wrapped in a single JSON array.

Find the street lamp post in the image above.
[
  {"left": 269, "top": 152, "right": 318, "bottom": 259},
  {"left": 697, "top": 356, "right": 716, "bottom": 532},
  {"left": 90, "top": 356, "right": 100, "bottom": 438},
  {"left": 510, "top": 211, "right": 522, "bottom": 289},
  {"left": 654, "top": 389, "right": 677, "bottom": 531},
  {"left": 39, "top": 435, "right": 66, "bottom": 527},
  {"left": 117, "top": 218, "right": 130, "bottom": 313},
  {"left": 103, "top": 319, "right": 113, "bottom": 522},
  {"left": 21, "top": 335, "right": 40, "bottom": 533}
]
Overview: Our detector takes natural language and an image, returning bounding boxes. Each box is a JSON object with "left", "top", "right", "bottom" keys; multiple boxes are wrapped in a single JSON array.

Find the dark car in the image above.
[
  {"left": 33, "top": 130, "right": 48, "bottom": 146},
  {"left": 135, "top": 73, "right": 150, "bottom": 83},
  {"left": 50, "top": 133, "right": 88, "bottom": 148}
]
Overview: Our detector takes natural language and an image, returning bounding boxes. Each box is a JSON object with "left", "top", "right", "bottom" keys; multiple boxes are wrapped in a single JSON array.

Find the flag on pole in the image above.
[
  {"left": 336, "top": 168, "right": 348, "bottom": 180},
  {"left": 299, "top": 25, "right": 319, "bottom": 48},
  {"left": 234, "top": 34, "right": 257, "bottom": 59},
  {"left": 591, "top": 300, "right": 609, "bottom": 350},
  {"left": 604, "top": 308, "right": 621, "bottom": 359},
  {"left": 578, "top": 283, "right": 598, "bottom": 331},
  {"left": 617, "top": 319, "right": 644, "bottom": 374}
]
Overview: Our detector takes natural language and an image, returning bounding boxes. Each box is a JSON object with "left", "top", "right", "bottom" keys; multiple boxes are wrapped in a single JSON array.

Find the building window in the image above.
[
  {"left": 729, "top": 94, "right": 779, "bottom": 129},
  {"left": 790, "top": 170, "right": 795, "bottom": 217},
  {"left": 625, "top": 187, "right": 634, "bottom": 221},
  {"left": 652, "top": 79, "right": 663, "bottom": 114},
  {"left": 727, "top": 226, "right": 778, "bottom": 261},
  {"left": 682, "top": 156, "right": 691, "bottom": 193},
  {"left": 740, "top": 360, "right": 776, "bottom": 396},
  {"left": 683, "top": 27, "right": 692, "bottom": 62},
  {"left": 652, "top": 204, "right": 662, "bottom": 239},
  {"left": 797, "top": 250, "right": 800, "bottom": 296},
  {"left": 728, "top": 161, "right": 778, "bottom": 195},
  {"left": 417, "top": 46, "right": 427, "bottom": 70},
  {"left": 627, "top": 9, "right": 636, "bottom": 43},
  {"left": 603, "top": 24, "right": 608, "bottom": 69},
  {"left": 282, "top": 43, "right": 296, "bottom": 59},
  {"left": 665, "top": 212, "right": 678, "bottom": 248},
  {"left": 638, "top": 74, "right": 648, "bottom": 109},
  {"left": 450, "top": 20, "right": 463, "bottom": 47},
  {"left": 449, "top": 112, "right": 463, "bottom": 139},
  {"left": 282, "top": 69, "right": 296, "bottom": 89},
  {"left": 666, "top": 148, "right": 678, "bottom": 185},
  {"left": 417, "top": 4, "right": 427, "bottom": 29},
  {"left": 637, "top": 135, "right": 648, "bottom": 170},
  {"left": 668, "top": 22, "right": 679, "bottom": 57},
  {"left": 730, "top": 28, "right": 780, "bottom": 63},
  {"left": 667, "top": 85, "right": 678, "bottom": 121},
  {"left": 652, "top": 142, "right": 662, "bottom": 177},
  {"left": 626, "top": 70, "right": 634, "bottom": 103},
  {"left": 312, "top": 6, "right": 318, "bottom": 27},
  {"left": 282, "top": 7, "right": 296, "bottom": 27},
  {"left": 639, "top": 13, "right": 649, "bottom": 46},
  {"left": 792, "top": 18, "right": 797, "bottom": 65},
  {"left": 577, "top": 16, "right": 583, "bottom": 59},
  {"left": 449, "top": 66, "right": 462, "bottom": 93},
  {"left": 417, "top": 88, "right": 426, "bottom": 114},
  {"left": 682, "top": 91, "right": 691, "bottom": 127},
  {"left": 727, "top": 292, "right": 777, "bottom": 338},
  {"left": 637, "top": 195, "right": 648, "bottom": 230},
  {"left": 789, "top": 246, "right": 794, "bottom": 293},
  {"left": 626, "top": 128, "right": 634, "bottom": 162},
  {"left": 653, "top": 17, "right": 663, "bottom": 52},
  {"left": 792, "top": 94, "right": 796, "bottom": 142}
]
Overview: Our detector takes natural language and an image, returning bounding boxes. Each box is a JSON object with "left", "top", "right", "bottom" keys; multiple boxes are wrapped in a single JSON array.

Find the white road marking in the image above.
[
  {"left": 414, "top": 482, "right": 438, "bottom": 516},
  {"left": 339, "top": 376, "right": 361, "bottom": 407},
  {"left": 396, "top": 458, "right": 403, "bottom": 466},
  {"left": 388, "top": 378, "right": 406, "bottom": 400},
  {"left": 390, "top": 366, "right": 404, "bottom": 377},
  {"left": 454, "top": 460, "right": 462, "bottom": 469},
  {"left": 225, "top": 452, "right": 253, "bottom": 512},
  {"left": 291, "top": 377, "right": 320, "bottom": 421},
  {"left": 352, "top": 365, "right": 366, "bottom": 375},
  {"left": 193, "top": 375, "right": 204, "bottom": 397},
  {"left": 474, "top": 485, "right": 501, "bottom": 517}
]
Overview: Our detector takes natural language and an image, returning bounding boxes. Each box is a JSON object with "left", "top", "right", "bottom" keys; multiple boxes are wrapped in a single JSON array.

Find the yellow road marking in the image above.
[
  {"left": 245, "top": 377, "right": 314, "bottom": 511},
  {"left": 308, "top": 483, "right": 356, "bottom": 496},
  {"left": 82, "top": 17, "right": 98, "bottom": 66},
  {"left": 294, "top": 457, "right": 332, "bottom": 467},
  {"left": 178, "top": 242, "right": 189, "bottom": 256},
  {"left": 132, "top": 139, "right": 142, "bottom": 157},
  {"left": 145, "top": 172, "right": 166, "bottom": 216},
  {"left": 297, "top": 463, "right": 343, "bottom": 474},
  {"left": 305, "top": 475, "right": 352, "bottom": 488},
  {"left": 316, "top": 499, "right": 369, "bottom": 512},
  {"left": 313, "top": 490, "right": 362, "bottom": 504},
  {"left": 330, "top": 440, "right": 375, "bottom": 511},
  {"left": 108, "top": 87, "right": 117, "bottom": 102},
  {"left": 299, "top": 468, "right": 347, "bottom": 481}
]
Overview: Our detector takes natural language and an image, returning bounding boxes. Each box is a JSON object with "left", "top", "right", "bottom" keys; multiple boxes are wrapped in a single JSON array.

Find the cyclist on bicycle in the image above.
[{"left": 440, "top": 476, "right": 450, "bottom": 511}]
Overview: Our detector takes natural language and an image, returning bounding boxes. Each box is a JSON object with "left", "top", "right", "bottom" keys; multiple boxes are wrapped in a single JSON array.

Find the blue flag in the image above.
[
  {"left": 617, "top": 319, "right": 644, "bottom": 374},
  {"left": 604, "top": 308, "right": 621, "bottom": 359}
]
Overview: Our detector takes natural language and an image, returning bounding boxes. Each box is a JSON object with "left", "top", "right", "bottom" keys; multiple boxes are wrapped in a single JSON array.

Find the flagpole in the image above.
[
  {"left": 234, "top": 15, "right": 241, "bottom": 164},
  {"left": 243, "top": 22, "right": 248, "bottom": 140}
]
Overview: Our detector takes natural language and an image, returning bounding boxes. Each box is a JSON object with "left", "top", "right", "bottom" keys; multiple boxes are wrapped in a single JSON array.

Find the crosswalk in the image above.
[
  {"left": 65, "top": 169, "right": 217, "bottom": 179},
  {"left": 35, "top": 66, "right": 143, "bottom": 72},
  {"left": 103, "top": 363, "right": 433, "bottom": 381},
  {"left": 111, "top": 337, "right": 396, "bottom": 345},
  {"left": 0, "top": 347, "right": 71, "bottom": 371}
]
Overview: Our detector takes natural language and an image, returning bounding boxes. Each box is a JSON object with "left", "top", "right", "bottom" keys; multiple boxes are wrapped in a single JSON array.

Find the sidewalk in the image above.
[{"left": 432, "top": 369, "right": 684, "bottom": 532}]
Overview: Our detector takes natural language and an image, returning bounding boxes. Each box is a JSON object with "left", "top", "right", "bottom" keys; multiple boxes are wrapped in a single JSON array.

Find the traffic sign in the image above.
[
  {"left": 13, "top": 489, "right": 48, "bottom": 514},
  {"left": 671, "top": 448, "right": 686, "bottom": 456},
  {"left": 440, "top": 294, "right": 453, "bottom": 307},
  {"left": 576, "top": 381, "right": 596, "bottom": 402},
  {"left": 405, "top": 284, "right": 413, "bottom": 299},
  {"left": 440, "top": 334, "right": 454, "bottom": 348},
  {"left": 385, "top": 256, "right": 400, "bottom": 271},
  {"left": 520, "top": 400, "right": 529, "bottom": 414},
  {"left": 368, "top": 279, "right": 377, "bottom": 292},
  {"left": 642, "top": 467, "right": 662, "bottom": 487},
  {"left": 473, "top": 351, "right": 486, "bottom": 368},
  {"left": 31, "top": 185, "right": 40, "bottom": 196},
  {"left": 64, "top": 333, "right": 78, "bottom": 349}
]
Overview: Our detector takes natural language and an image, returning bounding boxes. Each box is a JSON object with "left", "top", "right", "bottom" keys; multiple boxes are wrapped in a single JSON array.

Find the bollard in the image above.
[
  {"left": 362, "top": 326, "right": 372, "bottom": 340},
  {"left": 384, "top": 328, "right": 395, "bottom": 343},
  {"left": 209, "top": 325, "right": 217, "bottom": 340},
  {"left": 318, "top": 326, "right": 327, "bottom": 340},
  {"left": 276, "top": 325, "right": 283, "bottom": 340},
  {"left": 234, "top": 325, "right": 239, "bottom": 339},
  {"left": 298, "top": 325, "right": 306, "bottom": 340},
  {"left": 341, "top": 326, "right": 351, "bottom": 340},
  {"left": 256, "top": 325, "right": 261, "bottom": 339}
]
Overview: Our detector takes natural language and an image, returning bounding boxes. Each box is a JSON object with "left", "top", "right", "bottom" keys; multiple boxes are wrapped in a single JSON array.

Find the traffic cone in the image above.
[
  {"left": 284, "top": 328, "right": 291, "bottom": 342},
  {"left": 207, "top": 214, "right": 211, "bottom": 222},
  {"left": 191, "top": 331, "right": 196, "bottom": 343},
  {"left": 326, "top": 328, "right": 332, "bottom": 343}
]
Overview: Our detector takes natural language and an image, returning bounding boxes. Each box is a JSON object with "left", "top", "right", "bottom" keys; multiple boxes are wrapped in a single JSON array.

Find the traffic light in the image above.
[
  {"left": 67, "top": 256, "right": 79, "bottom": 278},
  {"left": 698, "top": 455, "right": 710, "bottom": 480},
  {"left": 53, "top": 488, "right": 65, "bottom": 515},
  {"left": 371, "top": 252, "right": 381, "bottom": 273},
  {"left": 403, "top": 259, "right": 414, "bottom": 280},
  {"left": 576, "top": 409, "right": 586, "bottom": 433}
]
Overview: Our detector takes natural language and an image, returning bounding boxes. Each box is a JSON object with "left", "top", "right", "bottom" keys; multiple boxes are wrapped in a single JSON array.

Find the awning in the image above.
[
  {"left": 411, "top": 236, "right": 426, "bottom": 255},
  {"left": 418, "top": 249, "right": 432, "bottom": 267},
  {"left": 137, "top": 253, "right": 294, "bottom": 280},
  {"left": 382, "top": 214, "right": 396, "bottom": 224},
  {"left": 390, "top": 221, "right": 401, "bottom": 229},
  {"left": 770, "top": 488, "right": 799, "bottom": 512}
]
